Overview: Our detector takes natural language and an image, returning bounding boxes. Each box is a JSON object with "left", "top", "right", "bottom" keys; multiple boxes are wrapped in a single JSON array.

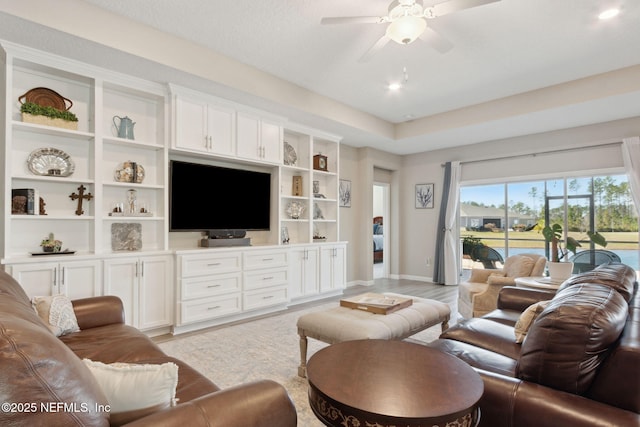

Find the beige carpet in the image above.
[{"left": 158, "top": 300, "right": 453, "bottom": 426}]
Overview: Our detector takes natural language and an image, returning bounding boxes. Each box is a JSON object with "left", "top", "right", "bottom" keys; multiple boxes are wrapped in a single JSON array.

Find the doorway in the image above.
[{"left": 373, "top": 182, "right": 390, "bottom": 279}]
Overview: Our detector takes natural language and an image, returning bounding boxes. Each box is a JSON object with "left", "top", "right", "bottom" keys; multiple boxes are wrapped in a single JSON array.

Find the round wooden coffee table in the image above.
[{"left": 306, "top": 340, "right": 483, "bottom": 427}]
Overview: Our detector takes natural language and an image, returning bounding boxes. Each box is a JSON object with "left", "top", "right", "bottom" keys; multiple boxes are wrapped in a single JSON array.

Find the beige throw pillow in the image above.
[
  {"left": 83, "top": 359, "right": 179, "bottom": 426},
  {"left": 32, "top": 295, "right": 80, "bottom": 337},
  {"left": 514, "top": 300, "right": 551, "bottom": 344}
]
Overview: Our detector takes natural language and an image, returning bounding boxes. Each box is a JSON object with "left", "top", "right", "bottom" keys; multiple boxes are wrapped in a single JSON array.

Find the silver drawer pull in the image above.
[
  {"left": 262, "top": 295, "right": 274, "bottom": 299},
  {"left": 263, "top": 276, "right": 274, "bottom": 280},
  {"left": 262, "top": 258, "right": 274, "bottom": 261},
  {"left": 207, "top": 306, "right": 221, "bottom": 310},
  {"left": 207, "top": 262, "right": 221, "bottom": 266},
  {"left": 207, "top": 284, "right": 221, "bottom": 288}
]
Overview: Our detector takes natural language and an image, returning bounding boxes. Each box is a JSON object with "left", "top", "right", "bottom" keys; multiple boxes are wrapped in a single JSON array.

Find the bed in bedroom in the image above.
[{"left": 373, "top": 216, "right": 383, "bottom": 263}]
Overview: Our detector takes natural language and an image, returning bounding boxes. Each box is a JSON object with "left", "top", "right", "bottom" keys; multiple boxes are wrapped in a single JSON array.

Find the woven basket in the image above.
[{"left": 22, "top": 113, "right": 78, "bottom": 131}]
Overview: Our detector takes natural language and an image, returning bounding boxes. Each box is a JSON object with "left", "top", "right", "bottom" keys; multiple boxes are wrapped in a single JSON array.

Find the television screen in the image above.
[{"left": 169, "top": 160, "right": 271, "bottom": 232}]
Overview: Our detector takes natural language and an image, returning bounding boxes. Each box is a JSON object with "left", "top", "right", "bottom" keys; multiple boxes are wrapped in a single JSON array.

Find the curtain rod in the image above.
[{"left": 442, "top": 141, "right": 622, "bottom": 167}]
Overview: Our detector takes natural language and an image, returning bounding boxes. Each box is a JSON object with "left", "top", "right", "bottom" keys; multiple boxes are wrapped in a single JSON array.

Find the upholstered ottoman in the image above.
[{"left": 297, "top": 292, "right": 451, "bottom": 377}]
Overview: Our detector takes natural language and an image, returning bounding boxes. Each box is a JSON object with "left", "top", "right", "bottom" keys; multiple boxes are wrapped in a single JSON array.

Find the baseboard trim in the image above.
[
  {"left": 398, "top": 274, "right": 434, "bottom": 283},
  {"left": 347, "top": 280, "right": 374, "bottom": 287}
]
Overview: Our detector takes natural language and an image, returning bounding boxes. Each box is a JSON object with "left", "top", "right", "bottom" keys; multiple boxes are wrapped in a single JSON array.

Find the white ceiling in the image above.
[{"left": 1, "top": 0, "right": 640, "bottom": 154}]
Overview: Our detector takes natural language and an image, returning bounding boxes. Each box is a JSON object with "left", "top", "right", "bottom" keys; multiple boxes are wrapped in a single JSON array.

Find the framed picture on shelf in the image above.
[
  {"left": 339, "top": 179, "right": 351, "bottom": 208},
  {"left": 415, "top": 183, "right": 434, "bottom": 209}
]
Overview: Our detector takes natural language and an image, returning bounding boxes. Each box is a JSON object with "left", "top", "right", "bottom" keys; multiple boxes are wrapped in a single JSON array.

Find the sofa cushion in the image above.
[
  {"left": 84, "top": 359, "right": 178, "bottom": 426},
  {"left": 558, "top": 262, "right": 637, "bottom": 302},
  {"left": 517, "top": 283, "right": 627, "bottom": 395},
  {"left": 32, "top": 294, "right": 80, "bottom": 336},
  {"left": 514, "top": 300, "right": 551, "bottom": 344}
]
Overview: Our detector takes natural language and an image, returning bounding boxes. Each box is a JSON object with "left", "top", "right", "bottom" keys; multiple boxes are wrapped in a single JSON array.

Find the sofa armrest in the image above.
[
  {"left": 476, "top": 369, "right": 640, "bottom": 427},
  {"left": 496, "top": 286, "right": 556, "bottom": 312},
  {"left": 71, "top": 296, "right": 125, "bottom": 330},
  {"left": 122, "top": 380, "right": 297, "bottom": 427},
  {"left": 468, "top": 268, "right": 501, "bottom": 283}
]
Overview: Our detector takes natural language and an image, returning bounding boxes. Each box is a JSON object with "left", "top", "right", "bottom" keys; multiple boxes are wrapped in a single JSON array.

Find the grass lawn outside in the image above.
[{"left": 461, "top": 230, "right": 639, "bottom": 250}]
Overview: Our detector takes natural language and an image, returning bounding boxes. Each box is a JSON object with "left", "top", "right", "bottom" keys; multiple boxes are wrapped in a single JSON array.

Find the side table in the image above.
[{"left": 306, "top": 339, "right": 483, "bottom": 427}]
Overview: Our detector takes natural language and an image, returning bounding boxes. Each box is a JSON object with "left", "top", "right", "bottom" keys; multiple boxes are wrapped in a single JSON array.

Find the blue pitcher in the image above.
[{"left": 113, "top": 115, "right": 135, "bottom": 140}]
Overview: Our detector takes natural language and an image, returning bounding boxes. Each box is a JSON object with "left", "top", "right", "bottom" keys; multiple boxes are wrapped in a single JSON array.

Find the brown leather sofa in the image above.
[
  {"left": 0, "top": 269, "right": 297, "bottom": 426},
  {"left": 429, "top": 263, "right": 640, "bottom": 427}
]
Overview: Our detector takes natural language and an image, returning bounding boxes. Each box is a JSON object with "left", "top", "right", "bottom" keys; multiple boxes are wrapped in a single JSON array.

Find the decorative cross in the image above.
[{"left": 69, "top": 185, "right": 93, "bottom": 216}]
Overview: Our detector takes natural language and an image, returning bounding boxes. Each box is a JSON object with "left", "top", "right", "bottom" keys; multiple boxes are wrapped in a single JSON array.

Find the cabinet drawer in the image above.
[
  {"left": 179, "top": 293, "right": 242, "bottom": 324},
  {"left": 180, "top": 252, "right": 242, "bottom": 277},
  {"left": 244, "top": 267, "right": 288, "bottom": 290},
  {"left": 243, "top": 286, "right": 288, "bottom": 311},
  {"left": 181, "top": 272, "right": 241, "bottom": 300},
  {"left": 243, "top": 250, "right": 288, "bottom": 270}
]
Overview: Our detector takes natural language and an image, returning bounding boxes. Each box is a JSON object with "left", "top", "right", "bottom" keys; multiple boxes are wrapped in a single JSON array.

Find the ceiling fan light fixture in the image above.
[
  {"left": 598, "top": 8, "right": 620, "bottom": 20},
  {"left": 386, "top": 15, "right": 426, "bottom": 44}
]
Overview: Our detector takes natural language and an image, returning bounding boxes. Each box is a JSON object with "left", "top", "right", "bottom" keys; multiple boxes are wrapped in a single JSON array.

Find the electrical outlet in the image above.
[{"left": 426, "top": 257, "right": 431, "bottom": 266}]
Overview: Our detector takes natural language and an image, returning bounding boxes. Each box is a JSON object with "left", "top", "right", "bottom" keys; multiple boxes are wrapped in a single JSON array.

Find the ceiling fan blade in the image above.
[
  {"left": 429, "top": 0, "right": 500, "bottom": 18},
  {"left": 418, "top": 27, "right": 454, "bottom": 53},
  {"left": 358, "top": 35, "right": 391, "bottom": 63},
  {"left": 321, "top": 16, "right": 385, "bottom": 25}
]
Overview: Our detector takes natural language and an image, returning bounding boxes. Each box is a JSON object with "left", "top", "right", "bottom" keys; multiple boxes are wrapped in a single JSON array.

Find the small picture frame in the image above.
[
  {"left": 339, "top": 179, "right": 352, "bottom": 208},
  {"left": 415, "top": 183, "right": 434, "bottom": 209}
]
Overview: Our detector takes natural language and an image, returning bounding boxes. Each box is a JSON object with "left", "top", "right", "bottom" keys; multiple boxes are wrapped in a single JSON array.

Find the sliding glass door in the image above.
[{"left": 460, "top": 174, "right": 639, "bottom": 271}]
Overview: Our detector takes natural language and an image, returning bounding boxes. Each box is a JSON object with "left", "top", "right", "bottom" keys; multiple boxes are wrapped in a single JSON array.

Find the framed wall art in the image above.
[
  {"left": 339, "top": 179, "right": 352, "bottom": 208},
  {"left": 415, "top": 183, "right": 434, "bottom": 209}
]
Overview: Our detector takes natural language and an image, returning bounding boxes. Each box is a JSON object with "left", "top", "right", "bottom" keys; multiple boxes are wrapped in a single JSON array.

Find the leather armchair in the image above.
[{"left": 458, "top": 253, "right": 546, "bottom": 318}]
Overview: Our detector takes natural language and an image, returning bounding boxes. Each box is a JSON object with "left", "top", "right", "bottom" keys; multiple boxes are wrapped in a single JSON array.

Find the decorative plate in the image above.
[
  {"left": 114, "top": 161, "right": 145, "bottom": 183},
  {"left": 19, "top": 87, "right": 73, "bottom": 111},
  {"left": 283, "top": 141, "right": 297, "bottom": 166},
  {"left": 27, "top": 147, "right": 75, "bottom": 177}
]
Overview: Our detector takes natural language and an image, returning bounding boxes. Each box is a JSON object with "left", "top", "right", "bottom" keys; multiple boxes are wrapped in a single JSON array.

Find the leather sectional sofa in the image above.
[
  {"left": 429, "top": 263, "right": 640, "bottom": 427},
  {"left": 0, "top": 269, "right": 297, "bottom": 426}
]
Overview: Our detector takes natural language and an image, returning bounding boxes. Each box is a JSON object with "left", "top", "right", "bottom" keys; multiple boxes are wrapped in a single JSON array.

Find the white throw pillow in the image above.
[
  {"left": 514, "top": 300, "right": 551, "bottom": 344},
  {"left": 83, "top": 359, "right": 179, "bottom": 426},
  {"left": 32, "top": 295, "right": 80, "bottom": 337}
]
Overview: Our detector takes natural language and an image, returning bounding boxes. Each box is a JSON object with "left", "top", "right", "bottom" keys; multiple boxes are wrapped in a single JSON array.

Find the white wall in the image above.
[{"left": 341, "top": 116, "right": 640, "bottom": 284}]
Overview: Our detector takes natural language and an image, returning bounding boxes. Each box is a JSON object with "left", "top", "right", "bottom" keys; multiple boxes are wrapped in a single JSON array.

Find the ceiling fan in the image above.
[{"left": 321, "top": 0, "right": 501, "bottom": 62}]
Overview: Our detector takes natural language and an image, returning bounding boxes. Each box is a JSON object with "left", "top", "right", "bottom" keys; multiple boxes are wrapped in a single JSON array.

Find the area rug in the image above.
[{"left": 158, "top": 300, "right": 454, "bottom": 426}]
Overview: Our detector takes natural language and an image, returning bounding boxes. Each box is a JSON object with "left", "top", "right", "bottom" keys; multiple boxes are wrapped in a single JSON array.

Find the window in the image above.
[{"left": 460, "top": 175, "right": 639, "bottom": 271}]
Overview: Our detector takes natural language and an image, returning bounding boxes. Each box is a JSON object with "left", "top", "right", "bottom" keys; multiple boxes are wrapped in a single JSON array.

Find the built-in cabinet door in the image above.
[
  {"left": 289, "top": 246, "right": 319, "bottom": 299},
  {"left": 103, "top": 258, "right": 139, "bottom": 327},
  {"left": 138, "top": 255, "right": 173, "bottom": 330},
  {"left": 175, "top": 97, "right": 235, "bottom": 156},
  {"left": 236, "top": 112, "right": 282, "bottom": 163},
  {"left": 60, "top": 261, "right": 101, "bottom": 299},
  {"left": 320, "top": 244, "right": 346, "bottom": 293},
  {"left": 103, "top": 256, "right": 172, "bottom": 330},
  {"left": 9, "top": 260, "right": 100, "bottom": 299},
  {"left": 261, "top": 120, "right": 283, "bottom": 164},
  {"left": 175, "top": 97, "right": 208, "bottom": 153},
  {"left": 207, "top": 104, "right": 235, "bottom": 156},
  {"left": 10, "top": 262, "right": 59, "bottom": 297},
  {"left": 236, "top": 112, "right": 261, "bottom": 160}
]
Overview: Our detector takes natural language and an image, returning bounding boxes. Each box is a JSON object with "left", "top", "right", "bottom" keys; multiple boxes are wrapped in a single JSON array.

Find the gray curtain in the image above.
[
  {"left": 433, "top": 162, "right": 451, "bottom": 284},
  {"left": 433, "top": 161, "right": 461, "bottom": 285}
]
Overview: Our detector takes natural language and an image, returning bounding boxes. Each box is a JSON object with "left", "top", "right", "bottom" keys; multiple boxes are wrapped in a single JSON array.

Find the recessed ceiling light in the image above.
[
  {"left": 598, "top": 8, "right": 620, "bottom": 20},
  {"left": 388, "top": 82, "right": 402, "bottom": 91}
]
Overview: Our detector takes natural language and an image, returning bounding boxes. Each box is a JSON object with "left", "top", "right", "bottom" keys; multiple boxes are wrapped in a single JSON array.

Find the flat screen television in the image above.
[{"left": 169, "top": 160, "right": 271, "bottom": 232}]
